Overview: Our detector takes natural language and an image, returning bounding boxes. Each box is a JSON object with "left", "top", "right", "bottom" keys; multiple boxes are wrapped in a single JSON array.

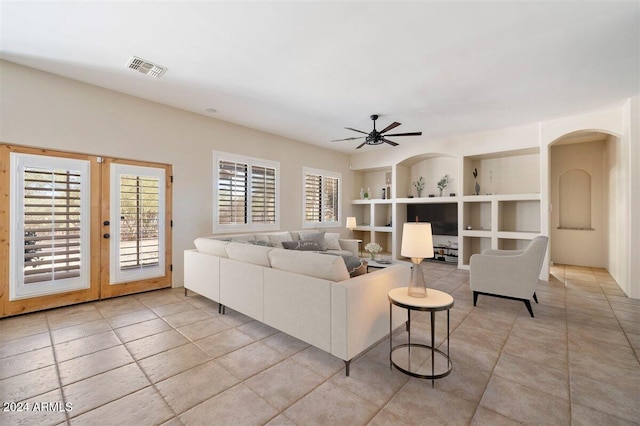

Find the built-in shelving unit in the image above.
[{"left": 351, "top": 148, "right": 543, "bottom": 268}]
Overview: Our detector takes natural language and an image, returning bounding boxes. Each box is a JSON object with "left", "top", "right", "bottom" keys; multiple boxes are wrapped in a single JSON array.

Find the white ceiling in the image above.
[{"left": 1, "top": 1, "right": 639, "bottom": 153}]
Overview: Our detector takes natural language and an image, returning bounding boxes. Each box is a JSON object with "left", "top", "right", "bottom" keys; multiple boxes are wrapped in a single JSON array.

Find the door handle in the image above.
[{"left": 103, "top": 233, "right": 110, "bottom": 239}]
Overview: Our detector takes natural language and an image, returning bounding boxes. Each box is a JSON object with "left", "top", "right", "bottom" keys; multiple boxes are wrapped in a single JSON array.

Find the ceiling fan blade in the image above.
[
  {"left": 380, "top": 122, "right": 401, "bottom": 133},
  {"left": 356, "top": 142, "right": 367, "bottom": 149},
  {"left": 384, "top": 131, "right": 423, "bottom": 137},
  {"left": 331, "top": 136, "right": 365, "bottom": 142},
  {"left": 382, "top": 138, "right": 399, "bottom": 146},
  {"left": 345, "top": 127, "right": 369, "bottom": 135}
]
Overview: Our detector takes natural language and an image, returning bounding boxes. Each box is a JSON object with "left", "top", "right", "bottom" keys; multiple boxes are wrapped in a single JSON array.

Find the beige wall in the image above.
[{"left": 0, "top": 60, "right": 353, "bottom": 286}]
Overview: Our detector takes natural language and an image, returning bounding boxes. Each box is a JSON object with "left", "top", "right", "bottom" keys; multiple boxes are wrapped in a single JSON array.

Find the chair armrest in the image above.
[
  {"left": 338, "top": 239, "right": 359, "bottom": 257},
  {"left": 470, "top": 253, "right": 538, "bottom": 299}
]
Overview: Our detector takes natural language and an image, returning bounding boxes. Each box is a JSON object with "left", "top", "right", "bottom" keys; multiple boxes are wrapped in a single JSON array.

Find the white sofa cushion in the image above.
[
  {"left": 194, "top": 237, "right": 229, "bottom": 258},
  {"left": 325, "top": 233, "right": 342, "bottom": 250},
  {"left": 225, "top": 242, "right": 273, "bottom": 267},
  {"left": 268, "top": 248, "right": 350, "bottom": 282}
]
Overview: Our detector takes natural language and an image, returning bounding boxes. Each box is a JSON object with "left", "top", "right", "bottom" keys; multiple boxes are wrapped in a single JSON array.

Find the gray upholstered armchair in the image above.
[{"left": 469, "top": 236, "right": 548, "bottom": 317}]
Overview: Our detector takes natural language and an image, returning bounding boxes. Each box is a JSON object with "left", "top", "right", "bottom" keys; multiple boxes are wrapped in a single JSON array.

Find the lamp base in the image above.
[{"left": 407, "top": 259, "right": 427, "bottom": 298}]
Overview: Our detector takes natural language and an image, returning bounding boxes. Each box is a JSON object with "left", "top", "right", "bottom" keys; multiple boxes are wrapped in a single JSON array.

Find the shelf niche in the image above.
[{"left": 397, "top": 154, "right": 458, "bottom": 199}]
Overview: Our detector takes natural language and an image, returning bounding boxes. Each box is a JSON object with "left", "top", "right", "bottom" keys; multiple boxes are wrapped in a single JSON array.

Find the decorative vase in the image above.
[
  {"left": 417, "top": 190, "right": 422, "bottom": 198},
  {"left": 439, "top": 189, "right": 443, "bottom": 197},
  {"left": 370, "top": 253, "right": 378, "bottom": 261},
  {"left": 474, "top": 181, "right": 480, "bottom": 195}
]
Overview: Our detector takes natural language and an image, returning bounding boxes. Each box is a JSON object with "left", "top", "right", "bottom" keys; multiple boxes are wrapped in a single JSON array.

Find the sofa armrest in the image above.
[
  {"left": 338, "top": 239, "right": 359, "bottom": 257},
  {"left": 470, "top": 253, "right": 538, "bottom": 299},
  {"left": 331, "top": 264, "right": 411, "bottom": 361}
]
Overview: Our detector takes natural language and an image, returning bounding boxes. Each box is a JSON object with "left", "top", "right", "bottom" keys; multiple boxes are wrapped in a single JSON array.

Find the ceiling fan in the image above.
[{"left": 332, "top": 114, "right": 423, "bottom": 149}]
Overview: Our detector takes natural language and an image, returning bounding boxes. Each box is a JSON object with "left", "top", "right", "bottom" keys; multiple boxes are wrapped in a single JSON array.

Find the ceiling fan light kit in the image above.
[{"left": 332, "top": 114, "right": 422, "bottom": 149}]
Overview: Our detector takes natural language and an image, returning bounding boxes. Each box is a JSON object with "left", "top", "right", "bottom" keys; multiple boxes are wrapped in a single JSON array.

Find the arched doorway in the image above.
[{"left": 549, "top": 131, "right": 619, "bottom": 268}]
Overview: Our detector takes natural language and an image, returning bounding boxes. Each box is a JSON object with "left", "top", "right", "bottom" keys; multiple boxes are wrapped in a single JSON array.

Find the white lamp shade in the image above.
[
  {"left": 401, "top": 222, "right": 434, "bottom": 259},
  {"left": 346, "top": 217, "right": 357, "bottom": 230}
]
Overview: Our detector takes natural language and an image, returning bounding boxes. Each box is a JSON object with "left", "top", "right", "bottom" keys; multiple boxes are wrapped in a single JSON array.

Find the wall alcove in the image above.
[{"left": 558, "top": 169, "right": 592, "bottom": 230}]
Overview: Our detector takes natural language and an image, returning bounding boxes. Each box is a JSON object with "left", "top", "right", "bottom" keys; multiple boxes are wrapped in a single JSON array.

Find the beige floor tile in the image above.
[
  {"left": 136, "top": 291, "right": 184, "bottom": 308},
  {"left": 0, "top": 331, "right": 51, "bottom": 359},
  {"left": 105, "top": 309, "right": 158, "bottom": 329},
  {"left": 627, "top": 332, "right": 640, "bottom": 351},
  {"left": 284, "top": 381, "right": 378, "bottom": 425},
  {"left": 125, "top": 329, "right": 189, "bottom": 360},
  {"left": 367, "top": 407, "right": 404, "bottom": 426},
  {"left": 570, "top": 403, "right": 637, "bottom": 426},
  {"left": 0, "top": 365, "right": 59, "bottom": 402},
  {"left": 63, "top": 363, "right": 150, "bottom": 417},
  {"left": 330, "top": 356, "right": 410, "bottom": 407},
  {"left": 480, "top": 375, "right": 570, "bottom": 425},
  {"left": 162, "top": 309, "right": 213, "bottom": 328},
  {"left": 160, "top": 417, "right": 185, "bottom": 426},
  {"left": 619, "top": 319, "right": 640, "bottom": 334},
  {"left": 180, "top": 383, "right": 277, "bottom": 426},
  {"left": 113, "top": 318, "right": 171, "bottom": 343},
  {"left": 570, "top": 373, "right": 640, "bottom": 423},
  {"left": 384, "top": 378, "right": 477, "bottom": 425},
  {"left": 138, "top": 343, "right": 210, "bottom": 383},
  {"left": 568, "top": 322, "right": 630, "bottom": 347},
  {"left": 237, "top": 320, "right": 279, "bottom": 340},
  {"left": 195, "top": 328, "right": 254, "bottom": 358},
  {"left": 469, "top": 406, "right": 522, "bottom": 426},
  {"left": 291, "top": 346, "right": 345, "bottom": 378},
  {"left": 54, "top": 330, "right": 121, "bottom": 362},
  {"left": 58, "top": 344, "right": 133, "bottom": 385},
  {"left": 0, "top": 312, "right": 49, "bottom": 343},
  {"left": 265, "top": 413, "right": 297, "bottom": 426},
  {"left": 1, "top": 388, "right": 68, "bottom": 426},
  {"left": 502, "top": 332, "right": 568, "bottom": 371},
  {"left": 94, "top": 297, "right": 146, "bottom": 318},
  {"left": 50, "top": 318, "right": 112, "bottom": 344},
  {"left": 449, "top": 321, "right": 508, "bottom": 352},
  {"left": 216, "top": 341, "right": 286, "bottom": 380},
  {"left": 70, "top": 386, "right": 174, "bottom": 426},
  {"left": 262, "top": 332, "right": 310, "bottom": 357},
  {"left": 492, "top": 352, "right": 569, "bottom": 400},
  {"left": 151, "top": 301, "right": 198, "bottom": 317},
  {"left": 217, "top": 309, "right": 254, "bottom": 327},
  {"left": 245, "top": 358, "right": 324, "bottom": 411},
  {"left": 0, "top": 346, "right": 55, "bottom": 380},
  {"left": 175, "top": 316, "right": 233, "bottom": 341},
  {"left": 155, "top": 359, "right": 239, "bottom": 414},
  {"left": 46, "top": 304, "right": 103, "bottom": 330}
]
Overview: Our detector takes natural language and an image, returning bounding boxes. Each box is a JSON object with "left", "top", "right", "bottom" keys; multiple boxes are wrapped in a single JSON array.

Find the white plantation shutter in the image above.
[
  {"left": 214, "top": 152, "right": 279, "bottom": 232},
  {"left": 303, "top": 168, "right": 341, "bottom": 227},
  {"left": 10, "top": 154, "right": 91, "bottom": 299}
]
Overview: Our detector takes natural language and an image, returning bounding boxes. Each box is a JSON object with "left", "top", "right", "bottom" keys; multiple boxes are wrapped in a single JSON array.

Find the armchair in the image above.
[{"left": 469, "top": 236, "right": 548, "bottom": 317}]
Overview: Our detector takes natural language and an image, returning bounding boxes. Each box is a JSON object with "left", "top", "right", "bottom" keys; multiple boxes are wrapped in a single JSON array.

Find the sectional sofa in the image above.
[{"left": 184, "top": 230, "right": 411, "bottom": 375}]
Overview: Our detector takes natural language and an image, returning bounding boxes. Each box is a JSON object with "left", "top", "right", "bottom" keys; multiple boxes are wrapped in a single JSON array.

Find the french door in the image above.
[{"left": 0, "top": 145, "right": 172, "bottom": 317}]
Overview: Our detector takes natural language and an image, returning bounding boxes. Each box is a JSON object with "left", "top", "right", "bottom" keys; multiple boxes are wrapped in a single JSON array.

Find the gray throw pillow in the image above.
[
  {"left": 320, "top": 253, "right": 368, "bottom": 277},
  {"left": 301, "top": 231, "right": 328, "bottom": 251},
  {"left": 282, "top": 240, "right": 322, "bottom": 251}
]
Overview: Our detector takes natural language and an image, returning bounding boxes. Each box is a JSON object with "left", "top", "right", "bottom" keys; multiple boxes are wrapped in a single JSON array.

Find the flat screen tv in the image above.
[{"left": 406, "top": 203, "right": 458, "bottom": 236}]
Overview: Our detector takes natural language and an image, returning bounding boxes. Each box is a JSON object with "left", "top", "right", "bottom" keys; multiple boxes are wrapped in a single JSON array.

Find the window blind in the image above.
[
  {"left": 22, "top": 168, "right": 82, "bottom": 284},
  {"left": 218, "top": 161, "right": 248, "bottom": 225},
  {"left": 251, "top": 165, "right": 276, "bottom": 224},
  {"left": 304, "top": 172, "right": 339, "bottom": 224},
  {"left": 119, "top": 174, "right": 160, "bottom": 270}
]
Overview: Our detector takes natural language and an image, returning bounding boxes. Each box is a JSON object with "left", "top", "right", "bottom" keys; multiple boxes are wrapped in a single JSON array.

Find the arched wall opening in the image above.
[{"left": 549, "top": 130, "right": 620, "bottom": 269}]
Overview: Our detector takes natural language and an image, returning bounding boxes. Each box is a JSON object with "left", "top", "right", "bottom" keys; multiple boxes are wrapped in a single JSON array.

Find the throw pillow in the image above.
[
  {"left": 282, "top": 240, "right": 322, "bottom": 251},
  {"left": 300, "top": 231, "right": 328, "bottom": 251},
  {"left": 325, "top": 233, "right": 342, "bottom": 250},
  {"left": 268, "top": 233, "right": 293, "bottom": 248},
  {"left": 320, "top": 253, "right": 368, "bottom": 277}
]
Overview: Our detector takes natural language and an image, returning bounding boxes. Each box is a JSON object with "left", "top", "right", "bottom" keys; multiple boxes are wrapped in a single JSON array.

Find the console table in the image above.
[{"left": 388, "top": 287, "right": 454, "bottom": 387}]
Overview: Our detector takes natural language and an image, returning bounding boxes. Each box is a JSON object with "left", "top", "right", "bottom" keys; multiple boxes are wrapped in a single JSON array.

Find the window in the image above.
[
  {"left": 214, "top": 152, "right": 279, "bottom": 232},
  {"left": 10, "top": 153, "right": 91, "bottom": 299},
  {"left": 303, "top": 167, "right": 341, "bottom": 228}
]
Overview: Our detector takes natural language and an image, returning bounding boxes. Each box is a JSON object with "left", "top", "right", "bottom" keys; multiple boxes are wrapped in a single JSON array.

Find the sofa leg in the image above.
[
  {"left": 533, "top": 292, "right": 538, "bottom": 304},
  {"left": 523, "top": 300, "right": 535, "bottom": 318},
  {"left": 344, "top": 360, "right": 350, "bottom": 377},
  {"left": 473, "top": 291, "right": 479, "bottom": 306},
  {"left": 184, "top": 288, "right": 188, "bottom": 297},
  {"left": 218, "top": 304, "right": 226, "bottom": 315}
]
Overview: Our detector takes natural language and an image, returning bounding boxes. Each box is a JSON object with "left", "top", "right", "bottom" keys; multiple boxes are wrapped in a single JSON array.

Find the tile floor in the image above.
[{"left": 1, "top": 263, "right": 639, "bottom": 425}]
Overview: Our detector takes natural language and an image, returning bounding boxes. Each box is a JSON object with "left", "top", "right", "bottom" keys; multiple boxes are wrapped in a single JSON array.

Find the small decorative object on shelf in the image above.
[
  {"left": 473, "top": 168, "right": 480, "bottom": 195},
  {"left": 437, "top": 174, "right": 450, "bottom": 197},
  {"left": 364, "top": 187, "right": 370, "bottom": 199},
  {"left": 360, "top": 187, "right": 365, "bottom": 199},
  {"left": 413, "top": 176, "right": 424, "bottom": 198},
  {"left": 364, "top": 242, "right": 383, "bottom": 260}
]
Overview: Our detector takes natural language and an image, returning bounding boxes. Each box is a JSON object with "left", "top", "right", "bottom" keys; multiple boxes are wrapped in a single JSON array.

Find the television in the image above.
[{"left": 406, "top": 203, "right": 458, "bottom": 236}]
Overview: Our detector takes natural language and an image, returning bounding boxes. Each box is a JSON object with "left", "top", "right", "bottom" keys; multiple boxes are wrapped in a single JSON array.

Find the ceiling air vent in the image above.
[{"left": 126, "top": 56, "right": 167, "bottom": 78}]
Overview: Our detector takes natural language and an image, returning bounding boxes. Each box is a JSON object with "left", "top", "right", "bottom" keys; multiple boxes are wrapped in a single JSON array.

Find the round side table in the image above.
[{"left": 388, "top": 287, "right": 454, "bottom": 387}]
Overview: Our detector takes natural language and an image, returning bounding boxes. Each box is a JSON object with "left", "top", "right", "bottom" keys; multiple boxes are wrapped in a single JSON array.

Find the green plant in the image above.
[
  {"left": 413, "top": 176, "right": 425, "bottom": 193},
  {"left": 437, "top": 174, "right": 450, "bottom": 191}
]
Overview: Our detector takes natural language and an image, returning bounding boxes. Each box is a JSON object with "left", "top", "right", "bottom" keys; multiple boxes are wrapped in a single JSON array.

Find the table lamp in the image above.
[
  {"left": 401, "top": 222, "right": 434, "bottom": 297},
  {"left": 346, "top": 216, "right": 357, "bottom": 238}
]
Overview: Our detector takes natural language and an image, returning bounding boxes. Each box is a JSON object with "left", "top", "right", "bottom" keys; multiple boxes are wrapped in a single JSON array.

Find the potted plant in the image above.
[
  {"left": 364, "top": 242, "right": 383, "bottom": 260},
  {"left": 437, "top": 174, "right": 450, "bottom": 197},
  {"left": 413, "top": 176, "right": 425, "bottom": 198}
]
